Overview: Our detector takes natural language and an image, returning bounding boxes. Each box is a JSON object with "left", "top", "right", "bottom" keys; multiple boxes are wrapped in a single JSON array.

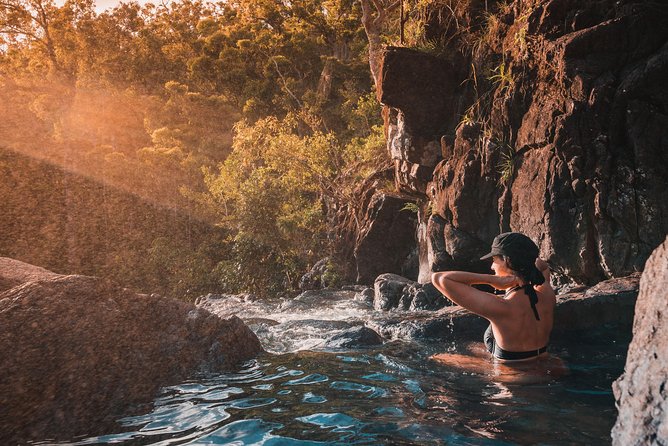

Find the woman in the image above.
[{"left": 432, "top": 232, "right": 555, "bottom": 362}]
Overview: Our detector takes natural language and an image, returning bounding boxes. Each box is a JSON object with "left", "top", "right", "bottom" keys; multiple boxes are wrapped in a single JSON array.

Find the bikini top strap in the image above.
[{"left": 505, "top": 285, "right": 541, "bottom": 321}]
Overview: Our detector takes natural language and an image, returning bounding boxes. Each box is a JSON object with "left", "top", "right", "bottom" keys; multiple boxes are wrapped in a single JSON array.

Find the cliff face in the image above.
[
  {"left": 612, "top": 236, "right": 668, "bottom": 445},
  {"left": 376, "top": 0, "right": 668, "bottom": 286}
]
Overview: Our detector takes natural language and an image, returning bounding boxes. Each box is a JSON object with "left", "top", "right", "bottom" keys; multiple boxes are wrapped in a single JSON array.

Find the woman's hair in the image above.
[
  {"left": 504, "top": 255, "right": 545, "bottom": 286},
  {"left": 504, "top": 254, "right": 545, "bottom": 319}
]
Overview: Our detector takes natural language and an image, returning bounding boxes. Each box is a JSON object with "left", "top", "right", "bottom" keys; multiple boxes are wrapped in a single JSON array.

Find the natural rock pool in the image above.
[{"left": 49, "top": 291, "right": 629, "bottom": 445}]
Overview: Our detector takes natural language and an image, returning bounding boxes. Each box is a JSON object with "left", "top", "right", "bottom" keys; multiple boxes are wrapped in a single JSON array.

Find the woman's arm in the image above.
[
  {"left": 535, "top": 258, "right": 551, "bottom": 286},
  {"left": 432, "top": 272, "right": 512, "bottom": 320},
  {"left": 435, "top": 271, "right": 518, "bottom": 289}
]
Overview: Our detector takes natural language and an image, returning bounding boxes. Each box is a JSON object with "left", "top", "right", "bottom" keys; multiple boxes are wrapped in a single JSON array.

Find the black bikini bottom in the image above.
[{"left": 484, "top": 324, "right": 547, "bottom": 360}]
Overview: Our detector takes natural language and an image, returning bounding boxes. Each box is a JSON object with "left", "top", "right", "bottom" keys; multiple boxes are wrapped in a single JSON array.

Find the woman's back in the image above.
[{"left": 492, "top": 283, "right": 556, "bottom": 352}]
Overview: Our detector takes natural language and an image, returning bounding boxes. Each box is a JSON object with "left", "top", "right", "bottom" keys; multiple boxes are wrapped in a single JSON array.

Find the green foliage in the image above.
[
  {"left": 1, "top": 0, "right": 383, "bottom": 298},
  {"left": 210, "top": 232, "right": 306, "bottom": 297},
  {"left": 489, "top": 61, "right": 514, "bottom": 94},
  {"left": 321, "top": 259, "right": 345, "bottom": 288},
  {"left": 400, "top": 202, "right": 420, "bottom": 214},
  {"left": 514, "top": 25, "right": 528, "bottom": 56},
  {"left": 496, "top": 143, "right": 516, "bottom": 185},
  {"left": 203, "top": 113, "right": 360, "bottom": 294}
]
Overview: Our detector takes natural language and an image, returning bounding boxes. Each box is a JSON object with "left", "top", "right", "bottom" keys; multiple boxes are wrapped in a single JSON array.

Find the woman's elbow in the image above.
[{"left": 431, "top": 272, "right": 450, "bottom": 292}]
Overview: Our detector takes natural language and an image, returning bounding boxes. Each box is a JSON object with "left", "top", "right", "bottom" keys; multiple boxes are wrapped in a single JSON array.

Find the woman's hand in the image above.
[
  {"left": 489, "top": 274, "right": 519, "bottom": 290},
  {"left": 535, "top": 258, "right": 549, "bottom": 272}
]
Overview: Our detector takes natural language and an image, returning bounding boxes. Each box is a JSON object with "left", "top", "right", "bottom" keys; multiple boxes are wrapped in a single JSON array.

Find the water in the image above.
[{"left": 48, "top": 291, "right": 628, "bottom": 445}]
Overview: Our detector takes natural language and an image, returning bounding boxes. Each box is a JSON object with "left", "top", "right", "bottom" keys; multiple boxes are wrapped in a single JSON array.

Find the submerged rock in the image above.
[
  {"left": 0, "top": 258, "right": 263, "bottom": 444},
  {"left": 324, "top": 326, "right": 384, "bottom": 349},
  {"left": 612, "top": 237, "right": 668, "bottom": 445}
]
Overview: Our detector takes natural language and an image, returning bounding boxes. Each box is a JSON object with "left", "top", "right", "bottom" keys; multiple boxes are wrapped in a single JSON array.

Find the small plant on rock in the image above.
[
  {"left": 400, "top": 202, "right": 420, "bottom": 214},
  {"left": 489, "top": 62, "right": 514, "bottom": 94},
  {"left": 496, "top": 144, "right": 516, "bottom": 185}
]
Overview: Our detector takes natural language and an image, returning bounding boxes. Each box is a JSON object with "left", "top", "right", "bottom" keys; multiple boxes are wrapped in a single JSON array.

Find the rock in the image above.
[
  {"left": 354, "top": 287, "right": 375, "bottom": 305},
  {"left": 369, "top": 275, "right": 639, "bottom": 342},
  {"left": 373, "top": 273, "right": 413, "bottom": 310},
  {"left": 0, "top": 257, "right": 60, "bottom": 292},
  {"left": 324, "top": 326, "right": 384, "bottom": 349},
  {"left": 377, "top": 1, "right": 668, "bottom": 287},
  {"left": 368, "top": 307, "right": 486, "bottom": 342},
  {"left": 408, "top": 282, "right": 449, "bottom": 311},
  {"left": 553, "top": 273, "right": 640, "bottom": 331},
  {"left": 298, "top": 257, "right": 331, "bottom": 290},
  {"left": 612, "top": 237, "right": 668, "bottom": 445},
  {"left": 379, "top": 47, "right": 462, "bottom": 195},
  {"left": 401, "top": 245, "right": 420, "bottom": 281},
  {"left": 0, "top": 258, "right": 263, "bottom": 444},
  {"left": 354, "top": 193, "right": 418, "bottom": 285},
  {"left": 373, "top": 273, "right": 448, "bottom": 311},
  {"left": 380, "top": 46, "right": 459, "bottom": 136}
]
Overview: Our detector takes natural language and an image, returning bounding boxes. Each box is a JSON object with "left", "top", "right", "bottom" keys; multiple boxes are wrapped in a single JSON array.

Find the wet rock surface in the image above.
[
  {"left": 374, "top": 273, "right": 449, "bottom": 311},
  {"left": 613, "top": 237, "right": 668, "bottom": 446},
  {"left": 354, "top": 287, "right": 375, "bottom": 304},
  {"left": 0, "top": 258, "right": 263, "bottom": 444},
  {"left": 553, "top": 273, "right": 640, "bottom": 331},
  {"left": 324, "top": 326, "right": 384, "bottom": 349},
  {"left": 369, "top": 275, "right": 640, "bottom": 343}
]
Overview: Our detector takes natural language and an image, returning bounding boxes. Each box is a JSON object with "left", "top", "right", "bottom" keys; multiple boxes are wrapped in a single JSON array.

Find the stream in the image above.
[{"left": 51, "top": 290, "right": 628, "bottom": 445}]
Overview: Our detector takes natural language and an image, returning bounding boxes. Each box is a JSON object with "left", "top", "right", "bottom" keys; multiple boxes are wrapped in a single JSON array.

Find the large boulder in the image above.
[
  {"left": 373, "top": 273, "right": 449, "bottom": 311},
  {"left": 612, "top": 236, "right": 668, "bottom": 445},
  {"left": 0, "top": 258, "right": 263, "bottom": 444},
  {"left": 380, "top": 46, "right": 465, "bottom": 196}
]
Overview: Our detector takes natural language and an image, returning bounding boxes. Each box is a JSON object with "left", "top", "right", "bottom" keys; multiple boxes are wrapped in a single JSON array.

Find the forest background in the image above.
[{"left": 0, "top": 0, "right": 416, "bottom": 298}]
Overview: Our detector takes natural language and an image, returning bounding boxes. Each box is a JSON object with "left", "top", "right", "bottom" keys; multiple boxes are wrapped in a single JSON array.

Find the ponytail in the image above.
[{"left": 504, "top": 256, "right": 544, "bottom": 320}]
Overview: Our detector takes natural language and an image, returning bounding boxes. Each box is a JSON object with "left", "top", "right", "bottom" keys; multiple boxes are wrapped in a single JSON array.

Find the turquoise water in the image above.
[{"left": 58, "top": 329, "right": 628, "bottom": 446}]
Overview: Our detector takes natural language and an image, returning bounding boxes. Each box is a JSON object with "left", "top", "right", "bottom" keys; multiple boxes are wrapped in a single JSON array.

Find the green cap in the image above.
[{"left": 480, "top": 232, "right": 539, "bottom": 261}]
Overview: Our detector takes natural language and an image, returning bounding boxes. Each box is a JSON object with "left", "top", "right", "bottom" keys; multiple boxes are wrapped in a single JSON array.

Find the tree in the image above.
[{"left": 359, "top": 0, "right": 400, "bottom": 89}]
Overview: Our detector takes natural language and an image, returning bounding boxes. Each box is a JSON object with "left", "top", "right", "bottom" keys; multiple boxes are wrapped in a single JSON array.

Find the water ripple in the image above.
[
  {"left": 302, "top": 392, "right": 327, "bottom": 404},
  {"left": 329, "top": 381, "right": 388, "bottom": 398},
  {"left": 285, "top": 373, "right": 329, "bottom": 386}
]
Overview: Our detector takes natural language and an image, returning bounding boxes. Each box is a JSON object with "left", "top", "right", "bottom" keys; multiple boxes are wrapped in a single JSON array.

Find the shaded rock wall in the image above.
[
  {"left": 375, "top": 0, "right": 668, "bottom": 286},
  {"left": 612, "top": 236, "right": 668, "bottom": 445},
  {"left": 355, "top": 192, "right": 418, "bottom": 284},
  {"left": 0, "top": 258, "right": 263, "bottom": 444}
]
